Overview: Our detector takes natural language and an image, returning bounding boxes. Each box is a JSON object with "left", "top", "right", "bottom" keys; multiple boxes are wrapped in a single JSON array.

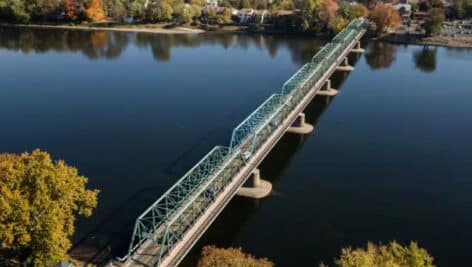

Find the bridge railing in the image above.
[
  {"left": 229, "top": 94, "right": 283, "bottom": 152},
  {"left": 156, "top": 149, "right": 245, "bottom": 265}
]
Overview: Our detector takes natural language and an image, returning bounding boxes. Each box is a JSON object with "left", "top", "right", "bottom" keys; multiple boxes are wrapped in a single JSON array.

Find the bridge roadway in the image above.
[{"left": 114, "top": 18, "right": 368, "bottom": 267}]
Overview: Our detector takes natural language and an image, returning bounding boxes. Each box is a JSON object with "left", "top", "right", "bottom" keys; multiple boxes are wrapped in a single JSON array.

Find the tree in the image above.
[
  {"left": 318, "top": 0, "right": 339, "bottom": 24},
  {"left": 0, "top": 149, "right": 99, "bottom": 266},
  {"left": 424, "top": 8, "right": 444, "bottom": 36},
  {"left": 300, "top": 0, "right": 321, "bottom": 31},
  {"left": 146, "top": 0, "right": 173, "bottom": 22},
  {"left": 105, "top": 0, "right": 128, "bottom": 21},
  {"left": 328, "top": 15, "right": 347, "bottom": 33},
  {"left": 0, "top": 0, "right": 30, "bottom": 23},
  {"left": 368, "top": 3, "right": 401, "bottom": 33},
  {"left": 216, "top": 8, "right": 233, "bottom": 24},
  {"left": 352, "top": 3, "right": 368, "bottom": 18},
  {"left": 337, "top": 2, "right": 355, "bottom": 21},
  {"left": 64, "top": 0, "right": 87, "bottom": 21},
  {"left": 197, "top": 246, "right": 274, "bottom": 267},
  {"left": 328, "top": 241, "right": 435, "bottom": 267},
  {"left": 239, "top": 0, "right": 251, "bottom": 9},
  {"left": 173, "top": 3, "right": 200, "bottom": 24},
  {"left": 127, "top": 0, "right": 146, "bottom": 21},
  {"left": 85, "top": 0, "right": 106, "bottom": 21}
]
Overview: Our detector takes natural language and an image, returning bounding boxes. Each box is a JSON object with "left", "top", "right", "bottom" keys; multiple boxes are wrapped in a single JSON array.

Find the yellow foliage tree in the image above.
[
  {"left": 85, "top": 0, "right": 106, "bottom": 22},
  {"left": 369, "top": 3, "right": 401, "bottom": 33},
  {"left": 352, "top": 3, "right": 369, "bottom": 18},
  {"left": 330, "top": 241, "right": 435, "bottom": 267},
  {"left": 197, "top": 246, "right": 274, "bottom": 267},
  {"left": 328, "top": 15, "right": 347, "bottom": 33},
  {"left": 0, "top": 149, "right": 99, "bottom": 266}
]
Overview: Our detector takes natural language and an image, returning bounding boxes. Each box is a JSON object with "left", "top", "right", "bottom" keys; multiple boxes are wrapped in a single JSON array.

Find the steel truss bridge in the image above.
[{"left": 114, "top": 18, "right": 368, "bottom": 267}]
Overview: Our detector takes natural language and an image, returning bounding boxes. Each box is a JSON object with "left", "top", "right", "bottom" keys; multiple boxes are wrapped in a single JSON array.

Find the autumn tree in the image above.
[
  {"left": 326, "top": 241, "right": 435, "bottom": 267},
  {"left": 368, "top": 3, "right": 401, "bottom": 33},
  {"left": 352, "top": 3, "right": 368, "bottom": 18},
  {"left": 318, "top": 0, "right": 339, "bottom": 24},
  {"left": 85, "top": 0, "right": 106, "bottom": 21},
  {"left": 328, "top": 15, "right": 347, "bottom": 33},
  {"left": 197, "top": 246, "right": 274, "bottom": 267},
  {"left": 0, "top": 149, "right": 99, "bottom": 266}
]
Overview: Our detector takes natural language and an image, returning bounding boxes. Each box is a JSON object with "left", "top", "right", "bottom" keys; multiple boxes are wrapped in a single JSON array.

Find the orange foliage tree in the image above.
[
  {"left": 352, "top": 3, "right": 369, "bottom": 18},
  {"left": 369, "top": 3, "right": 401, "bottom": 33},
  {"left": 85, "top": 0, "right": 106, "bottom": 22},
  {"left": 318, "top": 0, "right": 339, "bottom": 23}
]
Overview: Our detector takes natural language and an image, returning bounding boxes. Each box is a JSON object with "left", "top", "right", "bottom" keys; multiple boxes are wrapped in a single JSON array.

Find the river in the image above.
[{"left": 0, "top": 26, "right": 471, "bottom": 266}]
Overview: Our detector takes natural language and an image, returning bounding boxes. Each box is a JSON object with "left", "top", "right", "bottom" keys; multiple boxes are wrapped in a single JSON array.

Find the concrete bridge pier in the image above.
[
  {"left": 237, "top": 169, "right": 272, "bottom": 199},
  {"left": 351, "top": 41, "right": 365, "bottom": 53},
  {"left": 317, "top": 79, "right": 338, "bottom": 96},
  {"left": 337, "top": 57, "right": 354, "bottom": 72},
  {"left": 287, "top": 113, "right": 314, "bottom": 134}
]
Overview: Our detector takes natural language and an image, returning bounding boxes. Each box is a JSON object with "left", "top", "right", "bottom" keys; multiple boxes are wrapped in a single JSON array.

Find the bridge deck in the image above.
[{"left": 115, "top": 18, "right": 368, "bottom": 267}]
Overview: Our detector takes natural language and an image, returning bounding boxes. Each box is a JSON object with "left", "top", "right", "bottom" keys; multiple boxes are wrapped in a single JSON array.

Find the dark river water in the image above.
[{"left": 1, "top": 26, "right": 471, "bottom": 266}]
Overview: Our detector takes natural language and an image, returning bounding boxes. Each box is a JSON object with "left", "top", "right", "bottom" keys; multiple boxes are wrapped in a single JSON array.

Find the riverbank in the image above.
[
  {"left": 380, "top": 32, "right": 472, "bottom": 48},
  {"left": 0, "top": 22, "right": 206, "bottom": 34}
]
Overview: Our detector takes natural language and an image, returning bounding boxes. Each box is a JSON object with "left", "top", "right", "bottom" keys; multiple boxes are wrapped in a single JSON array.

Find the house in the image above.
[
  {"left": 388, "top": 0, "right": 412, "bottom": 21},
  {"left": 237, "top": 9, "right": 256, "bottom": 24}
]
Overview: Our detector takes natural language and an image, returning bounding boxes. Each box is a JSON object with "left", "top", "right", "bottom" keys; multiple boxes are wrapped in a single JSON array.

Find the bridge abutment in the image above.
[
  {"left": 236, "top": 169, "right": 272, "bottom": 199},
  {"left": 337, "top": 57, "right": 354, "bottom": 72},
  {"left": 317, "top": 79, "right": 338, "bottom": 96},
  {"left": 287, "top": 113, "right": 314, "bottom": 134}
]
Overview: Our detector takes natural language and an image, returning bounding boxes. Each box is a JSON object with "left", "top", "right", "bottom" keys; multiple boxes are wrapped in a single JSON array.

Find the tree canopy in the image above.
[
  {"left": 197, "top": 246, "right": 274, "bottom": 267},
  {"left": 325, "top": 241, "right": 435, "bottom": 267},
  {"left": 0, "top": 149, "right": 98, "bottom": 266},
  {"left": 368, "top": 3, "right": 401, "bottom": 33},
  {"left": 424, "top": 8, "right": 445, "bottom": 36}
]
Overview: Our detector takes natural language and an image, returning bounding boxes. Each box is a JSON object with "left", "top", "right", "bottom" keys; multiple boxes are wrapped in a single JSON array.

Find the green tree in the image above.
[
  {"left": 337, "top": 2, "right": 354, "bottom": 21},
  {"left": 173, "top": 3, "right": 200, "bottom": 24},
  {"left": 0, "top": 149, "right": 99, "bottom": 266},
  {"left": 0, "top": 0, "right": 30, "bottom": 23},
  {"left": 127, "top": 0, "right": 146, "bottom": 21},
  {"left": 324, "top": 241, "right": 435, "bottom": 267},
  {"left": 301, "top": 0, "right": 320, "bottom": 31},
  {"left": 146, "top": 0, "right": 173, "bottom": 21},
  {"left": 424, "top": 8, "right": 444, "bottom": 36},
  {"left": 197, "top": 246, "right": 274, "bottom": 267},
  {"left": 239, "top": 0, "right": 251, "bottom": 9},
  {"left": 216, "top": 7, "right": 233, "bottom": 24}
]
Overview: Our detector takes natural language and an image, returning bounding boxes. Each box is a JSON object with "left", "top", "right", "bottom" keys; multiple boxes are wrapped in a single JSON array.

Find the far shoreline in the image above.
[
  {"left": 2, "top": 22, "right": 472, "bottom": 49},
  {"left": 0, "top": 22, "right": 206, "bottom": 34},
  {"left": 378, "top": 32, "right": 472, "bottom": 49}
]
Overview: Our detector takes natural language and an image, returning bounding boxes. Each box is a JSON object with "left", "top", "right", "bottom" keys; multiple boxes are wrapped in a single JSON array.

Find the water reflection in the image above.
[
  {"left": 364, "top": 41, "right": 396, "bottom": 70},
  {"left": 0, "top": 26, "right": 322, "bottom": 65},
  {"left": 413, "top": 46, "right": 437, "bottom": 73}
]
